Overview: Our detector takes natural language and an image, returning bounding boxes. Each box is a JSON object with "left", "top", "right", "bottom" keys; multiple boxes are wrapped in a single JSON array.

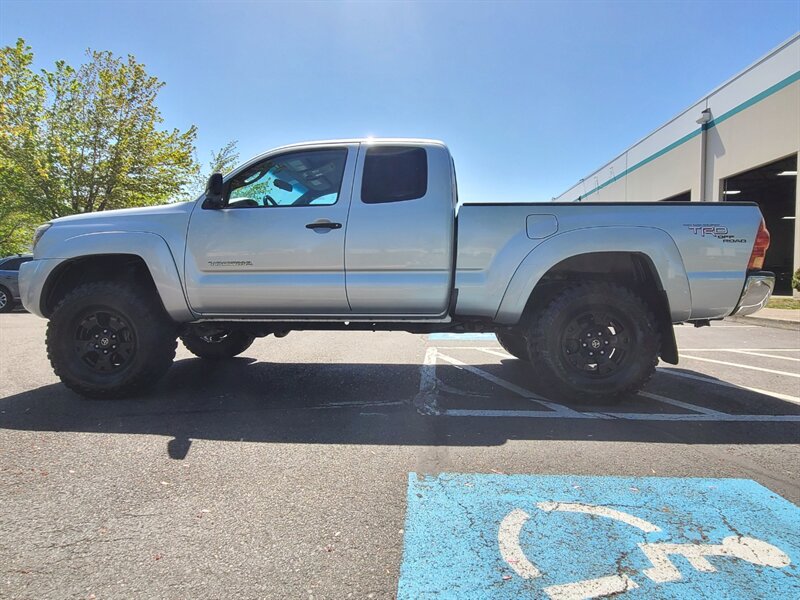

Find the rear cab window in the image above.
[{"left": 361, "top": 146, "right": 427, "bottom": 204}]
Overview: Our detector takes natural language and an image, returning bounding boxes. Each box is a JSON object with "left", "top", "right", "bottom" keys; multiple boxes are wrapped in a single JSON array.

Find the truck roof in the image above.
[{"left": 236, "top": 138, "right": 449, "bottom": 173}]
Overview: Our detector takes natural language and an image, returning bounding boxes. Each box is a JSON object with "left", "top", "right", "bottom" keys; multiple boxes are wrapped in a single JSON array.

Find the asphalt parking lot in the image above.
[{"left": 1, "top": 313, "right": 799, "bottom": 599}]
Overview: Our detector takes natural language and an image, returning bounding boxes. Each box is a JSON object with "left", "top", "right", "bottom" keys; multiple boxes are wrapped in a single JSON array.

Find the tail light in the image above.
[{"left": 747, "top": 219, "right": 770, "bottom": 270}]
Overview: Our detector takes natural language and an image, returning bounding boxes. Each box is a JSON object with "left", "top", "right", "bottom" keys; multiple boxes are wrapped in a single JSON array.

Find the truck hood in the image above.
[
  {"left": 34, "top": 201, "right": 197, "bottom": 262},
  {"left": 51, "top": 202, "right": 195, "bottom": 226}
]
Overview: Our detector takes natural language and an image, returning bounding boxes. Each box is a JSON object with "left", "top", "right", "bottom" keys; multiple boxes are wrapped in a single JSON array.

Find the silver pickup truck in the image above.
[{"left": 20, "top": 138, "right": 774, "bottom": 401}]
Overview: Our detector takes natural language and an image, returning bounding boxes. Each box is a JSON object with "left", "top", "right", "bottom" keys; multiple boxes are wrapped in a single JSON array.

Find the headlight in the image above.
[{"left": 32, "top": 223, "right": 52, "bottom": 250}]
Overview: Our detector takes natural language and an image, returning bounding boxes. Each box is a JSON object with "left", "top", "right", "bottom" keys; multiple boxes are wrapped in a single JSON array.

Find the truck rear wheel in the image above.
[
  {"left": 46, "top": 281, "right": 177, "bottom": 399},
  {"left": 495, "top": 330, "right": 529, "bottom": 361},
  {"left": 526, "top": 282, "right": 660, "bottom": 402},
  {"left": 180, "top": 330, "right": 254, "bottom": 359}
]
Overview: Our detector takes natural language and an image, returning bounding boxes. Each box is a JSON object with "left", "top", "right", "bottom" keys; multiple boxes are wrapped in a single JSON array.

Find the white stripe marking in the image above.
[
  {"left": 498, "top": 509, "right": 541, "bottom": 579},
  {"left": 442, "top": 409, "right": 800, "bottom": 422},
  {"left": 544, "top": 574, "right": 639, "bottom": 600},
  {"left": 536, "top": 502, "right": 661, "bottom": 532},
  {"left": 435, "top": 352, "right": 546, "bottom": 401},
  {"left": 436, "top": 352, "right": 588, "bottom": 417},
  {"left": 680, "top": 354, "right": 800, "bottom": 378},
  {"left": 414, "top": 347, "right": 439, "bottom": 415},
  {"left": 725, "top": 349, "right": 800, "bottom": 362},
  {"left": 677, "top": 348, "right": 800, "bottom": 352},
  {"left": 474, "top": 347, "right": 515, "bottom": 359},
  {"left": 657, "top": 368, "right": 800, "bottom": 404},
  {"left": 637, "top": 391, "right": 725, "bottom": 416}
]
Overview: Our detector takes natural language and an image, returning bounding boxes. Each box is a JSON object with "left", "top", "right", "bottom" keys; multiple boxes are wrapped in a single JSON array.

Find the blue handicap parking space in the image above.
[
  {"left": 427, "top": 333, "right": 497, "bottom": 341},
  {"left": 398, "top": 474, "right": 799, "bottom": 599}
]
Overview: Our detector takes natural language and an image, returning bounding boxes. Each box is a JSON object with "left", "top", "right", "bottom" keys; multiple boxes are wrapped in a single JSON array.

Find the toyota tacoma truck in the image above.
[{"left": 19, "top": 139, "right": 774, "bottom": 401}]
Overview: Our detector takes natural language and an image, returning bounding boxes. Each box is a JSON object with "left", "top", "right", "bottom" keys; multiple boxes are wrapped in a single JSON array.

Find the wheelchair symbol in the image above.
[{"left": 498, "top": 502, "right": 791, "bottom": 599}]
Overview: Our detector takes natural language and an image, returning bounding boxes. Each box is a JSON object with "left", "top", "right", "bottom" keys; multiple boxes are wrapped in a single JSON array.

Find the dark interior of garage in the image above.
[{"left": 723, "top": 154, "right": 797, "bottom": 295}]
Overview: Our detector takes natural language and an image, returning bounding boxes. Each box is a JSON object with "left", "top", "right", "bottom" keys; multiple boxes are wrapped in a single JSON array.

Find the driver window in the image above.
[{"left": 227, "top": 148, "right": 347, "bottom": 208}]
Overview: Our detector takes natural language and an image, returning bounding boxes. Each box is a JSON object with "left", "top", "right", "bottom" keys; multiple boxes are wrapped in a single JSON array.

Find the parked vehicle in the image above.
[
  {"left": 0, "top": 254, "right": 33, "bottom": 313},
  {"left": 19, "top": 139, "right": 774, "bottom": 400}
]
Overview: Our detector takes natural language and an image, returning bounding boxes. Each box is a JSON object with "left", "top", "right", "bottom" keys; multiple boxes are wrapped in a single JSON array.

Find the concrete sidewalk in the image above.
[{"left": 730, "top": 306, "right": 800, "bottom": 331}]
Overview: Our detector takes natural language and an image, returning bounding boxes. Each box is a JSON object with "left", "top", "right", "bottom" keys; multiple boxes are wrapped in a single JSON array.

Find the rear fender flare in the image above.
[{"left": 495, "top": 226, "right": 692, "bottom": 324}]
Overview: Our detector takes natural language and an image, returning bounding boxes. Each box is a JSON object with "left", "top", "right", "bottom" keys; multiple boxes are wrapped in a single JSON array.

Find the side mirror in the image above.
[{"left": 202, "top": 173, "right": 226, "bottom": 209}]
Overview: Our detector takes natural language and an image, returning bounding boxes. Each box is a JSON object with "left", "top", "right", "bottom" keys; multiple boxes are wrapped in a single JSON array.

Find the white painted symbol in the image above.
[
  {"left": 639, "top": 536, "right": 791, "bottom": 583},
  {"left": 498, "top": 502, "right": 791, "bottom": 599},
  {"left": 498, "top": 509, "right": 541, "bottom": 580}
]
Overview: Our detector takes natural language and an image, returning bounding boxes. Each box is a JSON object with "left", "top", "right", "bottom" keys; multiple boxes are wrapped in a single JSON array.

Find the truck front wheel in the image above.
[
  {"left": 46, "top": 282, "right": 177, "bottom": 399},
  {"left": 526, "top": 282, "right": 660, "bottom": 402}
]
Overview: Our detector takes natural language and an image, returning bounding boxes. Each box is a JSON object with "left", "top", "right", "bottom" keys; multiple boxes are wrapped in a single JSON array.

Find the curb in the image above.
[{"left": 728, "top": 315, "right": 800, "bottom": 331}]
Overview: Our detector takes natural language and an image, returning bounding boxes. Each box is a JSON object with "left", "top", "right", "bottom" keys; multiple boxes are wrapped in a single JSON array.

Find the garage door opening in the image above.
[{"left": 722, "top": 155, "right": 797, "bottom": 295}]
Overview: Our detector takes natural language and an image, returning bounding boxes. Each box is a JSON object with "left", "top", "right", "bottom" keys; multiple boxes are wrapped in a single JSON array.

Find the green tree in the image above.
[
  {"left": 0, "top": 39, "right": 45, "bottom": 253},
  {"left": 0, "top": 38, "right": 198, "bottom": 254},
  {"left": 186, "top": 139, "right": 240, "bottom": 200}
]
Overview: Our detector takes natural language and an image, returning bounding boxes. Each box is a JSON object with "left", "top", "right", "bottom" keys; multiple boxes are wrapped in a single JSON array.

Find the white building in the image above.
[{"left": 555, "top": 34, "right": 799, "bottom": 295}]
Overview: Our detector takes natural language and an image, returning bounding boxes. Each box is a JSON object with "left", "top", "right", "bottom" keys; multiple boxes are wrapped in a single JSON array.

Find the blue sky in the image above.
[{"left": 2, "top": 0, "right": 798, "bottom": 203}]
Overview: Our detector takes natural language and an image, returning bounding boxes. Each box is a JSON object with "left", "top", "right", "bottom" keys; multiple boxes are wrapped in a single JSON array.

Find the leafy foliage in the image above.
[
  {"left": 0, "top": 39, "right": 199, "bottom": 254},
  {"left": 186, "top": 139, "right": 240, "bottom": 200}
]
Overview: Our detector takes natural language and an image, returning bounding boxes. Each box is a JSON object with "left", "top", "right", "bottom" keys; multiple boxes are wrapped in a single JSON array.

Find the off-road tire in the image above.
[
  {"left": 526, "top": 282, "right": 660, "bottom": 403},
  {"left": 180, "top": 330, "right": 255, "bottom": 359},
  {"left": 496, "top": 330, "right": 529, "bottom": 361},
  {"left": 0, "top": 285, "right": 13, "bottom": 313},
  {"left": 47, "top": 281, "right": 177, "bottom": 399}
]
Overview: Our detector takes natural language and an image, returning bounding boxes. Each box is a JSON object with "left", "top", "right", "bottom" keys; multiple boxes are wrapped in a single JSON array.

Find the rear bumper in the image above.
[{"left": 732, "top": 272, "right": 775, "bottom": 316}]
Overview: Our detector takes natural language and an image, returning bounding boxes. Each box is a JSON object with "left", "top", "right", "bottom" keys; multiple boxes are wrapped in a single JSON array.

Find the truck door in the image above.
[
  {"left": 184, "top": 144, "right": 357, "bottom": 315},
  {"left": 344, "top": 142, "right": 456, "bottom": 314}
]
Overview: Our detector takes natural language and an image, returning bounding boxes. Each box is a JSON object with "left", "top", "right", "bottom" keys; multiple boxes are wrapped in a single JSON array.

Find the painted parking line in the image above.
[
  {"left": 435, "top": 345, "right": 800, "bottom": 405},
  {"left": 428, "top": 333, "right": 497, "bottom": 341},
  {"left": 680, "top": 354, "right": 800, "bottom": 378},
  {"left": 707, "top": 349, "right": 800, "bottom": 362},
  {"left": 424, "top": 348, "right": 800, "bottom": 421},
  {"left": 677, "top": 348, "right": 800, "bottom": 352},
  {"left": 657, "top": 368, "right": 800, "bottom": 404},
  {"left": 398, "top": 474, "right": 800, "bottom": 599}
]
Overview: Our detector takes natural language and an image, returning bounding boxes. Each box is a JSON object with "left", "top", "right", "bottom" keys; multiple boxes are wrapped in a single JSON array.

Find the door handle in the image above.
[{"left": 305, "top": 221, "right": 342, "bottom": 230}]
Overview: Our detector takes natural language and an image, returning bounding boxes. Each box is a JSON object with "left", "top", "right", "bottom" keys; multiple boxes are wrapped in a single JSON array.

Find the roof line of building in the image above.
[
  {"left": 557, "top": 32, "right": 800, "bottom": 201},
  {"left": 571, "top": 69, "right": 799, "bottom": 201}
]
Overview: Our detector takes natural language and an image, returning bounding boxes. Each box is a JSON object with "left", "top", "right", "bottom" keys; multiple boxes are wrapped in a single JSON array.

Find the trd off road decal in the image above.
[{"left": 684, "top": 224, "right": 747, "bottom": 243}]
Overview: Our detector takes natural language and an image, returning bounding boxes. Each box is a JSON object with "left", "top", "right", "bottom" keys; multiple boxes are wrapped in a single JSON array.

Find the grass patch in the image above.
[{"left": 767, "top": 297, "right": 800, "bottom": 310}]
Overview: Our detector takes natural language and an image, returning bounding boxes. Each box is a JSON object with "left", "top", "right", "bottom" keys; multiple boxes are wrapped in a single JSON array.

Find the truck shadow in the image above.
[{"left": 1, "top": 357, "right": 798, "bottom": 459}]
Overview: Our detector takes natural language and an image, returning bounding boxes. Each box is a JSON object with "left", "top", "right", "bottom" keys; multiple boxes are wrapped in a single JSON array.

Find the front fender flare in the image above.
[{"left": 40, "top": 231, "right": 193, "bottom": 322}]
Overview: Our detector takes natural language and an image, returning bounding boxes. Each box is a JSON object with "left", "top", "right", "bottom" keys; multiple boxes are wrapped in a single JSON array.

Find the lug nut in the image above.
[
  {"left": 589, "top": 352, "right": 594, "bottom": 356},
  {"left": 582, "top": 343, "right": 587, "bottom": 347},
  {"left": 94, "top": 334, "right": 99, "bottom": 338},
  {"left": 94, "top": 344, "right": 99, "bottom": 349},
  {"left": 103, "top": 350, "right": 108, "bottom": 354}
]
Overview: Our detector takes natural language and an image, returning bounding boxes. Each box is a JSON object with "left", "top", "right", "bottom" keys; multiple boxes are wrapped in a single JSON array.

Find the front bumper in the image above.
[
  {"left": 732, "top": 272, "right": 775, "bottom": 316},
  {"left": 18, "top": 258, "right": 63, "bottom": 318}
]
